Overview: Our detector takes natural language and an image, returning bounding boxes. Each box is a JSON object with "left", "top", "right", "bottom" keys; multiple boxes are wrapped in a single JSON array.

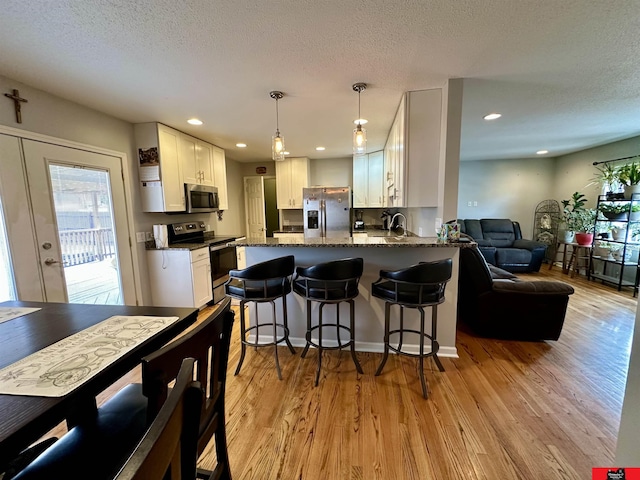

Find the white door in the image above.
[
  {"left": 244, "top": 176, "right": 266, "bottom": 242},
  {"left": 22, "top": 140, "right": 136, "bottom": 304}
]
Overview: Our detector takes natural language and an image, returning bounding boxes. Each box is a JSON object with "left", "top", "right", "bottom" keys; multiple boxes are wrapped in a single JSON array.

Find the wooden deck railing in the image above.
[{"left": 59, "top": 228, "right": 116, "bottom": 266}]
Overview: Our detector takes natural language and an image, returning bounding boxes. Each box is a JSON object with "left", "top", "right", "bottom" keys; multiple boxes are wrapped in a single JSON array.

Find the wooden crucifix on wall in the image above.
[{"left": 4, "top": 89, "right": 28, "bottom": 123}]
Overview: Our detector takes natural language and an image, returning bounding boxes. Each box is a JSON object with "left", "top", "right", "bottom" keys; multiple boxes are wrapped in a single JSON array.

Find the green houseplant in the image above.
[
  {"left": 616, "top": 161, "right": 640, "bottom": 198},
  {"left": 599, "top": 202, "right": 630, "bottom": 221},
  {"left": 591, "top": 163, "right": 623, "bottom": 198},
  {"left": 561, "top": 192, "right": 595, "bottom": 245}
]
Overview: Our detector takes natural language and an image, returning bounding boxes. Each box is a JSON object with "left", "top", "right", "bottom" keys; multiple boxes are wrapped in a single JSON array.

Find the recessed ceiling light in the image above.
[
  {"left": 236, "top": 143, "right": 247, "bottom": 148},
  {"left": 187, "top": 118, "right": 203, "bottom": 125},
  {"left": 483, "top": 113, "right": 502, "bottom": 120},
  {"left": 353, "top": 118, "right": 368, "bottom": 125},
  {"left": 283, "top": 151, "right": 290, "bottom": 155},
  {"left": 536, "top": 150, "right": 549, "bottom": 155},
  {"left": 315, "top": 147, "right": 326, "bottom": 151}
]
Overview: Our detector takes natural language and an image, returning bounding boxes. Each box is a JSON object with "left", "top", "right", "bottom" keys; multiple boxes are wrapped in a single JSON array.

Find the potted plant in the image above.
[
  {"left": 599, "top": 202, "right": 630, "bottom": 221},
  {"left": 561, "top": 192, "right": 588, "bottom": 243},
  {"left": 616, "top": 161, "right": 640, "bottom": 198},
  {"left": 590, "top": 163, "right": 624, "bottom": 199},
  {"left": 571, "top": 209, "right": 597, "bottom": 245}
]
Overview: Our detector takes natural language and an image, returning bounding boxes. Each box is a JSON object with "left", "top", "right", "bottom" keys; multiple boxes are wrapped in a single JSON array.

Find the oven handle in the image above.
[{"left": 210, "top": 243, "right": 233, "bottom": 252}]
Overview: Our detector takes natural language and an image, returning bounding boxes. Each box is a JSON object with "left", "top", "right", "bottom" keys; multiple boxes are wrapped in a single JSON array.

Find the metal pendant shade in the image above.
[
  {"left": 270, "top": 91, "right": 285, "bottom": 162},
  {"left": 353, "top": 83, "right": 367, "bottom": 155}
]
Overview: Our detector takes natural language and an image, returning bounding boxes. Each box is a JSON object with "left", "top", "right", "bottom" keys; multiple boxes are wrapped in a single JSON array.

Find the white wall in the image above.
[
  {"left": 213, "top": 158, "right": 245, "bottom": 236},
  {"left": 617, "top": 298, "right": 640, "bottom": 464},
  {"left": 309, "top": 157, "right": 352, "bottom": 187},
  {"left": 457, "top": 157, "right": 556, "bottom": 237}
]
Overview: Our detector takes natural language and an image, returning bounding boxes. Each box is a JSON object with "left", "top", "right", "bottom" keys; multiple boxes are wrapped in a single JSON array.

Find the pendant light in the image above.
[
  {"left": 352, "top": 83, "right": 367, "bottom": 155},
  {"left": 270, "top": 91, "right": 285, "bottom": 162}
]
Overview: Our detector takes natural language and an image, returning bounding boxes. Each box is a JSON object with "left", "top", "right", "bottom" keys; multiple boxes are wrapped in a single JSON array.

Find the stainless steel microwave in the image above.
[{"left": 185, "top": 184, "right": 219, "bottom": 213}]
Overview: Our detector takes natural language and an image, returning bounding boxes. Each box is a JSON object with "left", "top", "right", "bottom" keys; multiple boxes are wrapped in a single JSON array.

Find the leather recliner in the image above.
[
  {"left": 452, "top": 219, "right": 547, "bottom": 272},
  {"left": 458, "top": 246, "right": 574, "bottom": 341}
]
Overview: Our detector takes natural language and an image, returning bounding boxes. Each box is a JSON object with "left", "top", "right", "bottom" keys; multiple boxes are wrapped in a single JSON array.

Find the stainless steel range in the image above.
[{"left": 168, "top": 222, "right": 237, "bottom": 304}]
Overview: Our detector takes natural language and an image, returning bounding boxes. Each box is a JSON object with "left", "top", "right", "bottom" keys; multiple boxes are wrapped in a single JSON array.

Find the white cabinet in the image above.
[
  {"left": 180, "top": 134, "right": 215, "bottom": 187},
  {"left": 383, "top": 90, "right": 442, "bottom": 207},
  {"left": 276, "top": 157, "right": 309, "bottom": 209},
  {"left": 384, "top": 99, "right": 406, "bottom": 208},
  {"left": 147, "top": 247, "right": 212, "bottom": 308},
  {"left": 353, "top": 151, "right": 384, "bottom": 208},
  {"left": 236, "top": 246, "right": 246, "bottom": 269},
  {"left": 135, "top": 123, "right": 186, "bottom": 212},
  {"left": 135, "top": 122, "right": 229, "bottom": 212},
  {"left": 212, "top": 145, "right": 228, "bottom": 210}
]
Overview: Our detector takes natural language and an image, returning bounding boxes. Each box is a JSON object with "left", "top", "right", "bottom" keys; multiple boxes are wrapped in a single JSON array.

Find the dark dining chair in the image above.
[
  {"left": 12, "top": 298, "right": 235, "bottom": 480},
  {"left": 114, "top": 357, "right": 203, "bottom": 480}
]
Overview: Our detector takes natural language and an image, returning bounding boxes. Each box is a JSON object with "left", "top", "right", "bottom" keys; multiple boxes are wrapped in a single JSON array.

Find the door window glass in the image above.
[
  {"left": 49, "top": 164, "right": 123, "bottom": 305},
  {"left": 0, "top": 196, "right": 17, "bottom": 301}
]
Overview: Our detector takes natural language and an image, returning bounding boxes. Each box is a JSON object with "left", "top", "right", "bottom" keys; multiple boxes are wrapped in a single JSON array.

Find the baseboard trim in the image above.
[{"left": 249, "top": 335, "right": 459, "bottom": 358}]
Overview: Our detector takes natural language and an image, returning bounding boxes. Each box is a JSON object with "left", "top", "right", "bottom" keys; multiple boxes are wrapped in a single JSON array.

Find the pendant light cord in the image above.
[{"left": 275, "top": 97, "right": 280, "bottom": 134}]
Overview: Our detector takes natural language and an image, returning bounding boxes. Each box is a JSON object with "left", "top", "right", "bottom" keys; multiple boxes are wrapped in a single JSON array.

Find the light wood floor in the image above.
[{"left": 45, "top": 266, "right": 638, "bottom": 479}]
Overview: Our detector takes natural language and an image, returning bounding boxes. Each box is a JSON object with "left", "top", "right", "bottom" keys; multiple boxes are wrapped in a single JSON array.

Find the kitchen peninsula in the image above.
[{"left": 228, "top": 235, "right": 476, "bottom": 358}]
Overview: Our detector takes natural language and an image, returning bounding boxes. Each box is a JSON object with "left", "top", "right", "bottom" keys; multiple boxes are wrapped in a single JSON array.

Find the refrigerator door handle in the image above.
[{"left": 320, "top": 199, "right": 325, "bottom": 237}]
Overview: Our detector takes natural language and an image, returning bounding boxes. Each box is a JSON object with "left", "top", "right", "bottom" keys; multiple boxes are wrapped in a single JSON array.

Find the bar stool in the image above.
[
  {"left": 224, "top": 255, "right": 296, "bottom": 380},
  {"left": 293, "top": 258, "right": 364, "bottom": 386},
  {"left": 372, "top": 258, "right": 452, "bottom": 398}
]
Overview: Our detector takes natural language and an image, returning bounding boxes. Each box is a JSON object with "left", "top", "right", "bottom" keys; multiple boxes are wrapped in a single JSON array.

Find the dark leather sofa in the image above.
[
  {"left": 458, "top": 246, "right": 574, "bottom": 341},
  {"left": 452, "top": 219, "right": 547, "bottom": 272}
]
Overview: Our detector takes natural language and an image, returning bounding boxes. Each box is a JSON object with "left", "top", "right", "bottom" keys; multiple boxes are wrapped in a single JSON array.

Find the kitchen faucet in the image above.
[{"left": 389, "top": 213, "right": 408, "bottom": 236}]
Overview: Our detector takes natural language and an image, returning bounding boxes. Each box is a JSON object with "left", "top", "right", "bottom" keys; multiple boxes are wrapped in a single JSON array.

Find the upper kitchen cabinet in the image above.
[
  {"left": 135, "top": 122, "right": 229, "bottom": 213},
  {"left": 212, "top": 145, "right": 228, "bottom": 210},
  {"left": 384, "top": 90, "right": 442, "bottom": 207},
  {"left": 353, "top": 151, "right": 384, "bottom": 208},
  {"left": 276, "top": 157, "right": 309, "bottom": 209},
  {"left": 180, "top": 134, "right": 215, "bottom": 187},
  {"left": 135, "top": 123, "right": 186, "bottom": 212}
]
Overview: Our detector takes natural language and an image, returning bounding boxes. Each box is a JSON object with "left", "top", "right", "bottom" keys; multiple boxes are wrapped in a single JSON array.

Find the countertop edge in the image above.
[{"left": 228, "top": 239, "right": 477, "bottom": 248}]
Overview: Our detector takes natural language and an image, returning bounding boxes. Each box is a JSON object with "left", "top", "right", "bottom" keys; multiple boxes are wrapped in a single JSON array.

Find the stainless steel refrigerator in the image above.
[{"left": 303, "top": 187, "right": 352, "bottom": 238}]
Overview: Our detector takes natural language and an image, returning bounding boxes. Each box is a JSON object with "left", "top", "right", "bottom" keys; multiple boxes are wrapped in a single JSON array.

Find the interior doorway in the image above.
[
  {"left": 264, "top": 177, "right": 278, "bottom": 237},
  {"left": 244, "top": 176, "right": 278, "bottom": 242}
]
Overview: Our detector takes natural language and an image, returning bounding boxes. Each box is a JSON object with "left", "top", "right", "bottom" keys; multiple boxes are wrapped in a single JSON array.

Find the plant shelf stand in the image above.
[{"left": 590, "top": 193, "right": 640, "bottom": 296}]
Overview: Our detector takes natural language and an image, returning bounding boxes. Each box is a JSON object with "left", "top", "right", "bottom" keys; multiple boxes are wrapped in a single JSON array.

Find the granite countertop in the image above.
[{"left": 229, "top": 236, "right": 476, "bottom": 248}]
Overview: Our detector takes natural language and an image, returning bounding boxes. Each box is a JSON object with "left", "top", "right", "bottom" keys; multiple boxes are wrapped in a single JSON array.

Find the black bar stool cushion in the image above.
[
  {"left": 226, "top": 277, "right": 292, "bottom": 299},
  {"left": 293, "top": 258, "right": 363, "bottom": 301},
  {"left": 372, "top": 281, "right": 442, "bottom": 304},
  {"left": 225, "top": 255, "right": 295, "bottom": 300},
  {"left": 372, "top": 259, "right": 452, "bottom": 305}
]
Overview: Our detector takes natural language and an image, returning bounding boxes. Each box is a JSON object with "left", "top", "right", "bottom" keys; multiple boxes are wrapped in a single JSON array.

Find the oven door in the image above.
[{"left": 210, "top": 243, "right": 237, "bottom": 303}]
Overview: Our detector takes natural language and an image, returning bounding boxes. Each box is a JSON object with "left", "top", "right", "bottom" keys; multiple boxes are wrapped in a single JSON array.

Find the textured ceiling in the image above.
[{"left": 0, "top": 1, "right": 639, "bottom": 162}]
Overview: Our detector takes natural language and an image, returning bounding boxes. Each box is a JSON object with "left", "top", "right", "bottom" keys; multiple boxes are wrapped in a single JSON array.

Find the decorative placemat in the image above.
[
  {"left": 0, "top": 315, "right": 179, "bottom": 397},
  {"left": 0, "top": 307, "right": 41, "bottom": 325}
]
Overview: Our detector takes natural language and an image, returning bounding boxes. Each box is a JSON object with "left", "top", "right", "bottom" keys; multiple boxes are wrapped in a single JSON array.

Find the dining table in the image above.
[{"left": 0, "top": 300, "right": 198, "bottom": 471}]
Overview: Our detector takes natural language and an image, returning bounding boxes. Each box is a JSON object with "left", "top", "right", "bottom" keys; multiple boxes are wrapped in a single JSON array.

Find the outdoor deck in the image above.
[{"left": 65, "top": 259, "right": 122, "bottom": 305}]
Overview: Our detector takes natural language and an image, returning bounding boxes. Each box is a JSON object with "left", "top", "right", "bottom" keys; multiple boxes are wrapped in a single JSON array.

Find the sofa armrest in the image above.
[
  {"left": 493, "top": 280, "right": 574, "bottom": 295},
  {"left": 512, "top": 239, "right": 547, "bottom": 251},
  {"left": 478, "top": 246, "right": 497, "bottom": 266}
]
